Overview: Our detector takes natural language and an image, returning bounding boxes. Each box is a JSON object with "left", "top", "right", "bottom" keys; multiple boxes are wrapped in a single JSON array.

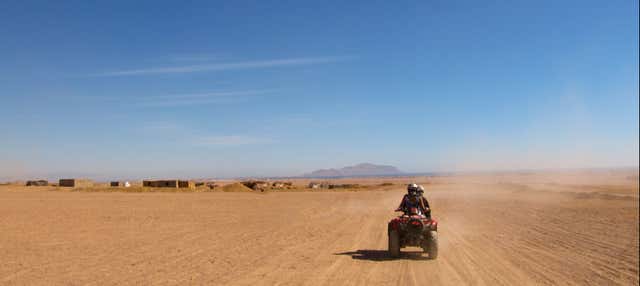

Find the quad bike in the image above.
[{"left": 387, "top": 207, "right": 438, "bottom": 259}]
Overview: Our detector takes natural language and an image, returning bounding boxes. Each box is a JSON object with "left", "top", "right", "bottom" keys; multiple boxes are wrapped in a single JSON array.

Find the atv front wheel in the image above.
[
  {"left": 388, "top": 230, "right": 400, "bottom": 258},
  {"left": 427, "top": 231, "right": 438, "bottom": 259}
]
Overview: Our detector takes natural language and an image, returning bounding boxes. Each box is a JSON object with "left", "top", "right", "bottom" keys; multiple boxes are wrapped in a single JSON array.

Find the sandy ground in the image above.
[{"left": 0, "top": 172, "right": 638, "bottom": 285}]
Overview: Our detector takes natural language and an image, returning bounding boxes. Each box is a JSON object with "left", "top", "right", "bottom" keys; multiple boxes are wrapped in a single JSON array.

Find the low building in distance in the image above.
[
  {"left": 26, "top": 180, "right": 48, "bottom": 186},
  {"left": 59, "top": 179, "right": 94, "bottom": 188},
  {"left": 142, "top": 180, "right": 194, "bottom": 188}
]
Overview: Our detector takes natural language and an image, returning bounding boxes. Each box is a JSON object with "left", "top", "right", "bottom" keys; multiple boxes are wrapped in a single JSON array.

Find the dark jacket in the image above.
[{"left": 397, "top": 194, "right": 431, "bottom": 216}]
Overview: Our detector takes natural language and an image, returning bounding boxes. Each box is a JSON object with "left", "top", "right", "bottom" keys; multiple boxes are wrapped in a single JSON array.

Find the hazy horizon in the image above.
[
  {"left": 1, "top": 1, "right": 638, "bottom": 180},
  {"left": 2, "top": 163, "right": 638, "bottom": 182}
]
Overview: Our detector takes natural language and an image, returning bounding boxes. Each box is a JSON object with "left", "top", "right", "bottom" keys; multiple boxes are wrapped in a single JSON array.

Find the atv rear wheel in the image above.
[
  {"left": 427, "top": 231, "right": 438, "bottom": 259},
  {"left": 388, "top": 230, "right": 400, "bottom": 258}
]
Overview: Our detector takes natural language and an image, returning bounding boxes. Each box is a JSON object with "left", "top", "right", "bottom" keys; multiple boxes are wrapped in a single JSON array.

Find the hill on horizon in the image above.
[{"left": 302, "top": 163, "right": 404, "bottom": 178}]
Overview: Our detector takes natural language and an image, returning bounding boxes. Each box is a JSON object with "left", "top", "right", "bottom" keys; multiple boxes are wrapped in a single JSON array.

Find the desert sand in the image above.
[{"left": 0, "top": 170, "right": 638, "bottom": 285}]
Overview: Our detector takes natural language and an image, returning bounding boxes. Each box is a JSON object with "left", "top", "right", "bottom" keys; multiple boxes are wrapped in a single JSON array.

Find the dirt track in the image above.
[{"left": 1, "top": 178, "right": 638, "bottom": 285}]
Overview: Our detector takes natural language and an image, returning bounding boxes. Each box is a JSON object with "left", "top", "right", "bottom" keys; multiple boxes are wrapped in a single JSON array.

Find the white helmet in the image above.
[{"left": 407, "top": 183, "right": 419, "bottom": 195}]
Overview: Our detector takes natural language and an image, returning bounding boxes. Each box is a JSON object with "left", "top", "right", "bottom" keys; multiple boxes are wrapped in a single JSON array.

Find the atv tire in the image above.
[
  {"left": 427, "top": 231, "right": 438, "bottom": 259},
  {"left": 388, "top": 230, "right": 400, "bottom": 258}
]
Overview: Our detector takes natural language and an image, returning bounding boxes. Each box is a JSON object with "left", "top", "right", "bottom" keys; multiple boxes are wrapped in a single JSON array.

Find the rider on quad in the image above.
[
  {"left": 388, "top": 183, "right": 439, "bottom": 259},
  {"left": 396, "top": 183, "right": 431, "bottom": 218}
]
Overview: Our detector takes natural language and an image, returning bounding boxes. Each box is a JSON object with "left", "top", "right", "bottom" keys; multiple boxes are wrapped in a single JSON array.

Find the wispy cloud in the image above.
[
  {"left": 57, "top": 89, "right": 276, "bottom": 107},
  {"left": 168, "top": 54, "right": 226, "bottom": 62},
  {"left": 193, "top": 135, "right": 276, "bottom": 146},
  {"left": 150, "top": 90, "right": 273, "bottom": 99},
  {"left": 96, "top": 56, "right": 348, "bottom": 76},
  {"left": 137, "top": 89, "right": 275, "bottom": 107}
]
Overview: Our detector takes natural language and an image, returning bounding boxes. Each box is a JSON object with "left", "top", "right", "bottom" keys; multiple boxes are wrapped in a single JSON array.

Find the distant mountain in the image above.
[{"left": 303, "top": 163, "right": 404, "bottom": 178}]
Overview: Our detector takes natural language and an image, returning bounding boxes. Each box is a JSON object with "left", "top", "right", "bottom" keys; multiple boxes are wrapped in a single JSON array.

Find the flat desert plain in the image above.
[{"left": 1, "top": 170, "right": 638, "bottom": 285}]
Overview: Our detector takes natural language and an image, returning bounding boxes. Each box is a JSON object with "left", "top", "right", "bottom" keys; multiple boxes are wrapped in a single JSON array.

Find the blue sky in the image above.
[{"left": 1, "top": 1, "right": 638, "bottom": 180}]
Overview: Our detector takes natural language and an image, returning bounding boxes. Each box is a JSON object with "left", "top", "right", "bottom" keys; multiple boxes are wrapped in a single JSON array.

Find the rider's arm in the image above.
[
  {"left": 396, "top": 195, "right": 408, "bottom": 211},
  {"left": 421, "top": 197, "right": 430, "bottom": 209}
]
